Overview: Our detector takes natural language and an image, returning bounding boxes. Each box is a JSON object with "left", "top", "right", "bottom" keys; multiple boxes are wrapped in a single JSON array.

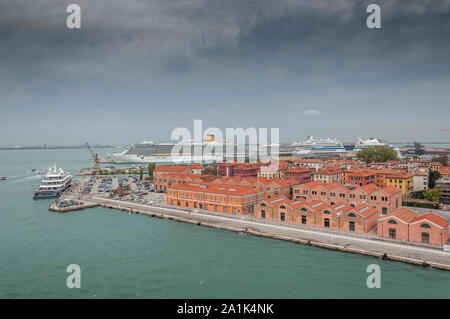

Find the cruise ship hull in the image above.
[{"left": 109, "top": 154, "right": 237, "bottom": 164}]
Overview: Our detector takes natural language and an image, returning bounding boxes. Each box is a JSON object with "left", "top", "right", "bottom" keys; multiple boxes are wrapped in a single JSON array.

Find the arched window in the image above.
[
  {"left": 280, "top": 205, "right": 286, "bottom": 209},
  {"left": 261, "top": 203, "right": 266, "bottom": 207},
  {"left": 387, "top": 220, "right": 397, "bottom": 224},
  {"left": 323, "top": 210, "right": 331, "bottom": 215},
  {"left": 301, "top": 208, "right": 307, "bottom": 212},
  {"left": 348, "top": 213, "right": 356, "bottom": 218},
  {"left": 420, "top": 223, "right": 431, "bottom": 228}
]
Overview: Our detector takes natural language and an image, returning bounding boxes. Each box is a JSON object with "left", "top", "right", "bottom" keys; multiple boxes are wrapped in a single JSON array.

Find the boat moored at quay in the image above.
[{"left": 33, "top": 164, "right": 72, "bottom": 199}]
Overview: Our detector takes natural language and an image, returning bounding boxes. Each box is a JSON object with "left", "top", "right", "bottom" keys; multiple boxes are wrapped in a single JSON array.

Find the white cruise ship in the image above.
[
  {"left": 108, "top": 137, "right": 281, "bottom": 164},
  {"left": 292, "top": 136, "right": 346, "bottom": 156},
  {"left": 353, "top": 138, "right": 402, "bottom": 158},
  {"left": 33, "top": 164, "right": 72, "bottom": 199}
]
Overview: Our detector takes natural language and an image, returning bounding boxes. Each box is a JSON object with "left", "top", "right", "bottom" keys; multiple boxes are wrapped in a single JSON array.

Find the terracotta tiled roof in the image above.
[
  {"left": 383, "top": 208, "right": 418, "bottom": 223},
  {"left": 360, "top": 184, "right": 380, "bottom": 194},
  {"left": 304, "top": 200, "right": 329, "bottom": 211},
  {"left": 438, "top": 167, "right": 450, "bottom": 176},
  {"left": 331, "top": 202, "right": 353, "bottom": 213},
  {"left": 346, "top": 169, "right": 377, "bottom": 177},
  {"left": 284, "top": 168, "right": 312, "bottom": 174},
  {"left": 322, "top": 182, "right": 347, "bottom": 191},
  {"left": 302, "top": 181, "right": 324, "bottom": 188},
  {"left": 353, "top": 204, "right": 378, "bottom": 218},
  {"left": 270, "top": 178, "right": 298, "bottom": 187},
  {"left": 168, "top": 182, "right": 262, "bottom": 196},
  {"left": 154, "top": 165, "right": 190, "bottom": 172},
  {"left": 412, "top": 213, "right": 448, "bottom": 229},
  {"left": 380, "top": 185, "right": 402, "bottom": 195},
  {"left": 387, "top": 172, "right": 414, "bottom": 179}
]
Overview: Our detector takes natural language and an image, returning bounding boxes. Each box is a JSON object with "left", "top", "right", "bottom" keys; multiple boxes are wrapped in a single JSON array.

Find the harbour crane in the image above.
[{"left": 85, "top": 142, "right": 100, "bottom": 169}]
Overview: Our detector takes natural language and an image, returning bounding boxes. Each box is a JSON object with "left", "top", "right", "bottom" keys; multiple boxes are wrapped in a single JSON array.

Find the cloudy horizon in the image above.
[{"left": 1, "top": 0, "right": 450, "bottom": 146}]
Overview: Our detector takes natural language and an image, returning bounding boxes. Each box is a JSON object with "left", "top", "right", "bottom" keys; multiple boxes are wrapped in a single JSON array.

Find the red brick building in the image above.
[
  {"left": 218, "top": 162, "right": 239, "bottom": 177},
  {"left": 153, "top": 165, "right": 192, "bottom": 177},
  {"left": 292, "top": 181, "right": 402, "bottom": 215},
  {"left": 377, "top": 208, "right": 449, "bottom": 246},
  {"left": 283, "top": 168, "right": 312, "bottom": 184},
  {"left": 254, "top": 196, "right": 378, "bottom": 233},
  {"left": 346, "top": 169, "right": 376, "bottom": 186},
  {"left": 166, "top": 182, "right": 263, "bottom": 215}
]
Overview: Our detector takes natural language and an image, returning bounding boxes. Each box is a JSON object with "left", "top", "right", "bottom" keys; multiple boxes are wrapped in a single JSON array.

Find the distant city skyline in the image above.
[{"left": 1, "top": 0, "right": 450, "bottom": 146}]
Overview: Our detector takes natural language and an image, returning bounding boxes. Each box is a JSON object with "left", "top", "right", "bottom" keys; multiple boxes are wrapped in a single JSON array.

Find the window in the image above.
[
  {"left": 420, "top": 223, "right": 431, "bottom": 228},
  {"left": 422, "top": 232, "right": 429, "bottom": 244},
  {"left": 301, "top": 208, "right": 307, "bottom": 212},
  {"left": 348, "top": 213, "right": 356, "bottom": 218},
  {"left": 301, "top": 215, "right": 306, "bottom": 224},
  {"left": 280, "top": 205, "right": 286, "bottom": 209},
  {"left": 261, "top": 203, "right": 266, "bottom": 207},
  {"left": 349, "top": 221, "right": 355, "bottom": 232},
  {"left": 323, "top": 210, "right": 331, "bottom": 215},
  {"left": 324, "top": 218, "right": 330, "bottom": 228},
  {"left": 387, "top": 219, "right": 397, "bottom": 224},
  {"left": 389, "top": 228, "right": 396, "bottom": 239},
  {"left": 261, "top": 210, "right": 265, "bottom": 219},
  {"left": 382, "top": 207, "right": 387, "bottom": 215},
  {"left": 280, "top": 213, "right": 285, "bottom": 221}
]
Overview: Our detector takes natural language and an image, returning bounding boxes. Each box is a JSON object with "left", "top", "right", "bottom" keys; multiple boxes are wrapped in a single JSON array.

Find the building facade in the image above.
[
  {"left": 385, "top": 172, "right": 414, "bottom": 197},
  {"left": 377, "top": 208, "right": 449, "bottom": 246},
  {"left": 283, "top": 168, "right": 312, "bottom": 184},
  {"left": 166, "top": 182, "right": 264, "bottom": 215},
  {"left": 292, "top": 181, "right": 402, "bottom": 216},
  {"left": 255, "top": 196, "right": 378, "bottom": 233}
]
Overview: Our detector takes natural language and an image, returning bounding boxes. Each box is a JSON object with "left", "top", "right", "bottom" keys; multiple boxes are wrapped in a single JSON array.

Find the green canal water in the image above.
[{"left": 0, "top": 148, "right": 449, "bottom": 298}]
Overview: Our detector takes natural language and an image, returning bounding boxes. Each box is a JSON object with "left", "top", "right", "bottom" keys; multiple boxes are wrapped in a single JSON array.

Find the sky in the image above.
[{"left": 1, "top": 0, "right": 450, "bottom": 146}]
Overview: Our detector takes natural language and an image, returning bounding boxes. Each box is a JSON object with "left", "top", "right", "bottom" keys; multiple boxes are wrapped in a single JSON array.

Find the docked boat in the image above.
[
  {"left": 353, "top": 138, "right": 402, "bottom": 158},
  {"left": 33, "top": 164, "right": 72, "bottom": 199},
  {"left": 1, "top": 176, "right": 6, "bottom": 180},
  {"left": 292, "top": 136, "right": 346, "bottom": 156}
]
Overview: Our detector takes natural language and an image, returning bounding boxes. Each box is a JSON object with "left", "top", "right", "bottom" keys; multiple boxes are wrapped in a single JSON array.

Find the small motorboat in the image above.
[{"left": 1, "top": 176, "right": 6, "bottom": 180}]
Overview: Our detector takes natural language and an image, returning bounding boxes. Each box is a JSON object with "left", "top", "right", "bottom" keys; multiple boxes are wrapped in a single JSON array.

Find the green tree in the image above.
[
  {"left": 428, "top": 170, "right": 441, "bottom": 189},
  {"left": 431, "top": 155, "right": 448, "bottom": 167},
  {"left": 356, "top": 146, "right": 399, "bottom": 163},
  {"left": 201, "top": 165, "right": 218, "bottom": 176},
  {"left": 148, "top": 163, "right": 156, "bottom": 177},
  {"left": 423, "top": 188, "right": 442, "bottom": 202}
]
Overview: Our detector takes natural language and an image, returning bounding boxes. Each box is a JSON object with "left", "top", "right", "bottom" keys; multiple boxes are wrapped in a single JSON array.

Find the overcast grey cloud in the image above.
[{"left": 0, "top": 0, "right": 449, "bottom": 146}]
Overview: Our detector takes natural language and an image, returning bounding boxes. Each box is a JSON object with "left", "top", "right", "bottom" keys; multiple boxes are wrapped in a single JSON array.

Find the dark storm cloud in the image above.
[
  {"left": 0, "top": 0, "right": 449, "bottom": 145},
  {"left": 2, "top": 0, "right": 449, "bottom": 77}
]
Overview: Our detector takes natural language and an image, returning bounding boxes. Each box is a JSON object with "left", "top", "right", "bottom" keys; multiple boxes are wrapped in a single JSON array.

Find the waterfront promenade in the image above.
[{"left": 88, "top": 196, "right": 450, "bottom": 271}]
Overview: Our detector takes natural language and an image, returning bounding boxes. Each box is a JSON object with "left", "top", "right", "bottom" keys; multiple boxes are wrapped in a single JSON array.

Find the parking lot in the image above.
[{"left": 74, "top": 175, "right": 166, "bottom": 205}]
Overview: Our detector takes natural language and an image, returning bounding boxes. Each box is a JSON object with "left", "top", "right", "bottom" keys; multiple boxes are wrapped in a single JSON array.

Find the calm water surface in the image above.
[{"left": 0, "top": 149, "right": 449, "bottom": 298}]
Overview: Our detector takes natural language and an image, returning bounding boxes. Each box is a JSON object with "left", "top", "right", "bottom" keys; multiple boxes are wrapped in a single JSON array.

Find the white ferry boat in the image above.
[
  {"left": 292, "top": 136, "right": 346, "bottom": 156},
  {"left": 354, "top": 138, "right": 402, "bottom": 158},
  {"left": 33, "top": 164, "right": 72, "bottom": 199}
]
